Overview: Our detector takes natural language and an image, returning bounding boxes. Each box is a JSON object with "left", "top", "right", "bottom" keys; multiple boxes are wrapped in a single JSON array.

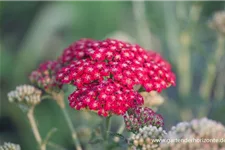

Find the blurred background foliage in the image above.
[{"left": 1, "top": 1, "right": 225, "bottom": 150}]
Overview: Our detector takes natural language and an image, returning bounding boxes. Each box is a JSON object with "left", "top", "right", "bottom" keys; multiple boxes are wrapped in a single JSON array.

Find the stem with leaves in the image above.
[{"left": 27, "top": 106, "right": 46, "bottom": 150}]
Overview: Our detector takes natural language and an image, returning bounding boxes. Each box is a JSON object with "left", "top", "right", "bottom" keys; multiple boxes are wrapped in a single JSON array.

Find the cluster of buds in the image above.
[
  {"left": 8, "top": 85, "right": 42, "bottom": 106},
  {"left": 209, "top": 11, "right": 225, "bottom": 35},
  {"left": 0, "top": 142, "right": 21, "bottom": 150},
  {"left": 129, "top": 125, "right": 166, "bottom": 150},
  {"left": 161, "top": 118, "right": 225, "bottom": 150},
  {"left": 140, "top": 91, "right": 164, "bottom": 109},
  {"left": 124, "top": 107, "right": 164, "bottom": 133},
  {"left": 29, "top": 60, "right": 62, "bottom": 93},
  {"left": 56, "top": 38, "right": 175, "bottom": 116}
]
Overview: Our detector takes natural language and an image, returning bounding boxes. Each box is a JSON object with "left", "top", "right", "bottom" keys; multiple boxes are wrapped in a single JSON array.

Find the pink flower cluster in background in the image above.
[
  {"left": 30, "top": 61, "right": 62, "bottom": 92},
  {"left": 124, "top": 107, "right": 164, "bottom": 133}
]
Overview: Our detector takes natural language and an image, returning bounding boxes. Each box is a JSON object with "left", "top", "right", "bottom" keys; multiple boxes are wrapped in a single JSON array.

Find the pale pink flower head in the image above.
[
  {"left": 123, "top": 106, "right": 164, "bottom": 133},
  {"left": 30, "top": 60, "right": 62, "bottom": 93}
]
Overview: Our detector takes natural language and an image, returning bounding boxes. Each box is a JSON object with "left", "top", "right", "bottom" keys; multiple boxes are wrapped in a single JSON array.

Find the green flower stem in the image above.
[
  {"left": 103, "top": 116, "right": 112, "bottom": 150},
  {"left": 177, "top": 3, "right": 202, "bottom": 98},
  {"left": 164, "top": 2, "right": 202, "bottom": 99},
  {"left": 52, "top": 92, "right": 82, "bottom": 150},
  {"left": 104, "top": 116, "right": 112, "bottom": 141},
  {"left": 200, "top": 34, "right": 225, "bottom": 100},
  {"left": 41, "top": 95, "right": 53, "bottom": 100},
  {"left": 27, "top": 106, "right": 46, "bottom": 150},
  {"left": 61, "top": 106, "right": 82, "bottom": 150}
]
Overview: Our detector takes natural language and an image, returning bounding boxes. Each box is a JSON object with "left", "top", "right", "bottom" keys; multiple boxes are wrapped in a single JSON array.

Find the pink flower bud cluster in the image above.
[
  {"left": 124, "top": 107, "right": 164, "bottom": 133},
  {"left": 30, "top": 60, "right": 62, "bottom": 93}
]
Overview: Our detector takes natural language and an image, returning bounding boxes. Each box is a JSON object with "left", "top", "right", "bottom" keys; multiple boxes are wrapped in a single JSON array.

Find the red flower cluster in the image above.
[
  {"left": 56, "top": 38, "right": 175, "bottom": 116},
  {"left": 58, "top": 38, "right": 94, "bottom": 65},
  {"left": 30, "top": 61, "right": 62, "bottom": 93},
  {"left": 69, "top": 80, "right": 143, "bottom": 116},
  {"left": 57, "top": 38, "right": 175, "bottom": 92},
  {"left": 123, "top": 107, "right": 164, "bottom": 133}
]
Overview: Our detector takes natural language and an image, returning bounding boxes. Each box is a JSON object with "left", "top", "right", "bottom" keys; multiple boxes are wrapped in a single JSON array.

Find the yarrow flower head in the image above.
[
  {"left": 29, "top": 60, "right": 62, "bottom": 93},
  {"left": 57, "top": 38, "right": 176, "bottom": 92},
  {"left": 69, "top": 79, "right": 143, "bottom": 116},
  {"left": 8, "top": 85, "right": 42, "bottom": 106},
  {"left": 56, "top": 38, "right": 175, "bottom": 117},
  {"left": 161, "top": 118, "right": 225, "bottom": 150},
  {"left": 124, "top": 107, "right": 164, "bottom": 133},
  {"left": 58, "top": 38, "right": 95, "bottom": 65},
  {"left": 129, "top": 125, "right": 166, "bottom": 150},
  {"left": 0, "top": 142, "right": 21, "bottom": 150}
]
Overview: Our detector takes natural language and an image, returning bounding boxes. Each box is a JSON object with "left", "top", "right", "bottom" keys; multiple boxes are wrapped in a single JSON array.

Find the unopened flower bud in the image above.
[
  {"left": 133, "top": 140, "right": 139, "bottom": 147},
  {"left": 129, "top": 125, "right": 166, "bottom": 149},
  {"left": 124, "top": 107, "right": 164, "bottom": 133},
  {"left": 139, "top": 138, "right": 144, "bottom": 145},
  {"left": 0, "top": 142, "right": 20, "bottom": 150},
  {"left": 30, "top": 61, "right": 62, "bottom": 94},
  {"left": 8, "top": 85, "right": 42, "bottom": 106}
]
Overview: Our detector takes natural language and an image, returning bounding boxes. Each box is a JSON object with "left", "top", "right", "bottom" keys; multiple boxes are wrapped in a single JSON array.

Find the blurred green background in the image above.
[{"left": 1, "top": 1, "right": 225, "bottom": 150}]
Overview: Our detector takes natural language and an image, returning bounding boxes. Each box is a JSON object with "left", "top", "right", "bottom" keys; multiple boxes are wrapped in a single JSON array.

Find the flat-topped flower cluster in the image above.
[
  {"left": 28, "top": 38, "right": 175, "bottom": 117},
  {"left": 8, "top": 38, "right": 176, "bottom": 150},
  {"left": 57, "top": 39, "right": 175, "bottom": 91},
  {"left": 55, "top": 38, "right": 175, "bottom": 116}
]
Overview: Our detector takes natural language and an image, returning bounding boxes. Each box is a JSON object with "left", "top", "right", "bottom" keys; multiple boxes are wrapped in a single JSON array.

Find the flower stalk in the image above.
[
  {"left": 200, "top": 34, "right": 225, "bottom": 100},
  {"left": 27, "top": 106, "right": 46, "bottom": 150},
  {"left": 105, "top": 116, "right": 111, "bottom": 140},
  {"left": 53, "top": 92, "right": 82, "bottom": 150}
]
